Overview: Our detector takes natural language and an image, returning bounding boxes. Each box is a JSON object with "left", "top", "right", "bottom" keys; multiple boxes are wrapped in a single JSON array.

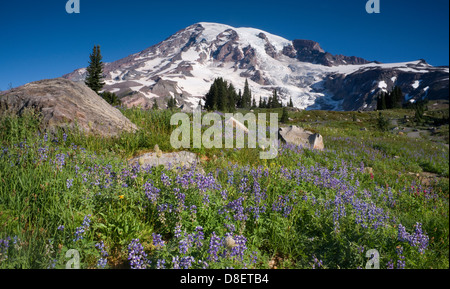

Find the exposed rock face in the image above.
[
  {"left": 0, "top": 78, "right": 138, "bottom": 137},
  {"left": 289, "top": 39, "right": 370, "bottom": 66},
  {"left": 317, "top": 60, "right": 450, "bottom": 111},
  {"left": 279, "top": 125, "right": 324, "bottom": 150},
  {"left": 128, "top": 151, "right": 200, "bottom": 170}
]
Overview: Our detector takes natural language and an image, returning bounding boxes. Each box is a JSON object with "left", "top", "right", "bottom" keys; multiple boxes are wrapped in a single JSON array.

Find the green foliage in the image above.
[
  {"left": 152, "top": 99, "right": 159, "bottom": 110},
  {"left": 85, "top": 45, "right": 105, "bottom": 94},
  {"left": 167, "top": 96, "right": 177, "bottom": 110},
  {"left": 377, "top": 112, "right": 390, "bottom": 131},
  {"left": 280, "top": 107, "right": 289, "bottom": 123},
  {"left": 99, "top": 91, "right": 120, "bottom": 106},
  {"left": 377, "top": 86, "right": 403, "bottom": 110},
  {"left": 0, "top": 108, "right": 448, "bottom": 269}
]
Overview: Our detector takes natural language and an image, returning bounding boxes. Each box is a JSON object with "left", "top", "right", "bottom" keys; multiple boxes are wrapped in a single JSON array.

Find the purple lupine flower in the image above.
[
  {"left": 174, "top": 224, "right": 182, "bottom": 239},
  {"left": 152, "top": 233, "right": 165, "bottom": 248},
  {"left": 95, "top": 241, "right": 109, "bottom": 268},
  {"left": 73, "top": 215, "right": 91, "bottom": 242},
  {"left": 194, "top": 226, "right": 204, "bottom": 248},
  {"left": 66, "top": 179, "right": 73, "bottom": 189},
  {"left": 386, "top": 259, "right": 394, "bottom": 269},
  {"left": 396, "top": 246, "right": 406, "bottom": 269},
  {"left": 172, "top": 256, "right": 180, "bottom": 269},
  {"left": 128, "top": 239, "right": 149, "bottom": 269},
  {"left": 144, "top": 180, "right": 161, "bottom": 205},
  {"left": 161, "top": 172, "right": 171, "bottom": 186},
  {"left": 208, "top": 232, "right": 222, "bottom": 262},
  {"left": 312, "top": 255, "right": 323, "bottom": 269},
  {"left": 229, "top": 234, "right": 248, "bottom": 261},
  {"left": 156, "top": 259, "right": 166, "bottom": 269},
  {"left": 180, "top": 256, "right": 195, "bottom": 269}
]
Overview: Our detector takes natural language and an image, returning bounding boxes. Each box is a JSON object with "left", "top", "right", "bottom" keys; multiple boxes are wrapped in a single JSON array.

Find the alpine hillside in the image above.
[{"left": 63, "top": 22, "right": 449, "bottom": 111}]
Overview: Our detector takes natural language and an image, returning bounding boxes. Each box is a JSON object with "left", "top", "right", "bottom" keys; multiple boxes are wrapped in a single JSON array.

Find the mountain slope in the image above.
[{"left": 63, "top": 22, "right": 449, "bottom": 111}]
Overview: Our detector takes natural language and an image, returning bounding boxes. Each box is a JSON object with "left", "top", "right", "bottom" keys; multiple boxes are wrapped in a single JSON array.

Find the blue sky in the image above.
[{"left": 0, "top": 0, "right": 448, "bottom": 90}]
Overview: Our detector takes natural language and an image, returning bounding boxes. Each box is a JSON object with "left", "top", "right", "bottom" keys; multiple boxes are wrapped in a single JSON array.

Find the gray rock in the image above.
[
  {"left": 0, "top": 78, "right": 138, "bottom": 137},
  {"left": 128, "top": 151, "right": 201, "bottom": 170},
  {"left": 279, "top": 125, "right": 324, "bottom": 150}
]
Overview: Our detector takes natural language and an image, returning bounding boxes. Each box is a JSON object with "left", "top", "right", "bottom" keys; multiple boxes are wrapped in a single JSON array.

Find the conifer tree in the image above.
[
  {"left": 252, "top": 97, "right": 257, "bottom": 109},
  {"left": 85, "top": 45, "right": 105, "bottom": 94},
  {"left": 227, "top": 83, "right": 237, "bottom": 112},
  {"left": 242, "top": 79, "right": 252, "bottom": 109},
  {"left": 152, "top": 99, "right": 159, "bottom": 110},
  {"left": 289, "top": 97, "right": 294, "bottom": 107},
  {"left": 280, "top": 107, "right": 289, "bottom": 123},
  {"left": 167, "top": 96, "right": 176, "bottom": 109}
]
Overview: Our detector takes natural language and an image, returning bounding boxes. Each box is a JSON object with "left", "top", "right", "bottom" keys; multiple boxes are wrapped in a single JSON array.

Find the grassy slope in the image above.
[{"left": 0, "top": 103, "right": 448, "bottom": 269}]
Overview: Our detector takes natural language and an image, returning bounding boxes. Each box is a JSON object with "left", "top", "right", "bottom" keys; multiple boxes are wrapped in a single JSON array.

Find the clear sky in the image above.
[{"left": 0, "top": 0, "right": 448, "bottom": 90}]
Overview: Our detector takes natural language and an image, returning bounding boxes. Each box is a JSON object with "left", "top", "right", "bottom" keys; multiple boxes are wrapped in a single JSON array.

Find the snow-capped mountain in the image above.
[{"left": 63, "top": 22, "right": 449, "bottom": 111}]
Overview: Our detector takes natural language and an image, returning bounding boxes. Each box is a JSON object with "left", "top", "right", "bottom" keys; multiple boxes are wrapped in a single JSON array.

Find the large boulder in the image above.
[
  {"left": 128, "top": 151, "right": 201, "bottom": 170},
  {"left": 279, "top": 125, "right": 324, "bottom": 150},
  {"left": 0, "top": 78, "right": 138, "bottom": 137}
]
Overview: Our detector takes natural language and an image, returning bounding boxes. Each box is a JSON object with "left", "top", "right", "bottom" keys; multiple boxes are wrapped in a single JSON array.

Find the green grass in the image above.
[{"left": 0, "top": 106, "right": 448, "bottom": 269}]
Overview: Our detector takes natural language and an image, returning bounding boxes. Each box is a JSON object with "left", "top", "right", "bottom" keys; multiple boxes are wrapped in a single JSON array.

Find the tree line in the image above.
[
  {"left": 376, "top": 86, "right": 403, "bottom": 110},
  {"left": 203, "top": 77, "right": 294, "bottom": 112}
]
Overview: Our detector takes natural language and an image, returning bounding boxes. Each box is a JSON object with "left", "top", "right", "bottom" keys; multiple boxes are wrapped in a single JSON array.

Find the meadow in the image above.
[{"left": 0, "top": 105, "right": 448, "bottom": 269}]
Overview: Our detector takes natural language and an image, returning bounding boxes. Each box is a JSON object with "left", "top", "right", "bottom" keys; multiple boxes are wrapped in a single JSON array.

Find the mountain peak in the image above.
[{"left": 63, "top": 23, "right": 449, "bottom": 111}]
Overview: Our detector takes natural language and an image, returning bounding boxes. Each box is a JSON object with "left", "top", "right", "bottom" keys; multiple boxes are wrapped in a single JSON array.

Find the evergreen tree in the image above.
[
  {"left": 288, "top": 97, "right": 294, "bottom": 107},
  {"left": 280, "top": 107, "right": 289, "bottom": 123},
  {"left": 167, "top": 96, "right": 176, "bottom": 109},
  {"left": 204, "top": 78, "right": 239, "bottom": 112},
  {"left": 204, "top": 80, "right": 219, "bottom": 111},
  {"left": 267, "top": 96, "right": 273, "bottom": 109},
  {"left": 271, "top": 89, "right": 281, "bottom": 108},
  {"left": 236, "top": 89, "right": 243, "bottom": 108},
  {"left": 377, "top": 112, "right": 389, "bottom": 131},
  {"left": 377, "top": 92, "right": 387, "bottom": 110},
  {"left": 227, "top": 83, "right": 237, "bottom": 112},
  {"left": 262, "top": 98, "right": 267, "bottom": 108},
  {"left": 85, "top": 45, "right": 105, "bottom": 94},
  {"left": 242, "top": 79, "right": 252, "bottom": 109},
  {"left": 252, "top": 97, "right": 257, "bottom": 109},
  {"left": 100, "top": 91, "right": 120, "bottom": 106},
  {"left": 152, "top": 99, "right": 159, "bottom": 110},
  {"left": 391, "top": 86, "right": 403, "bottom": 108}
]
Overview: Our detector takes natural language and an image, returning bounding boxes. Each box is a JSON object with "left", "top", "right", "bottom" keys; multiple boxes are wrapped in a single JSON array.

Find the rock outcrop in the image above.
[
  {"left": 0, "top": 78, "right": 138, "bottom": 137},
  {"left": 279, "top": 125, "right": 324, "bottom": 150},
  {"left": 128, "top": 151, "right": 200, "bottom": 170}
]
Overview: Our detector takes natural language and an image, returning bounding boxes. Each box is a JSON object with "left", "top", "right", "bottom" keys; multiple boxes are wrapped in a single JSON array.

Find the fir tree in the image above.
[
  {"left": 152, "top": 99, "right": 159, "bottom": 110},
  {"left": 167, "top": 96, "right": 176, "bottom": 109},
  {"left": 280, "top": 107, "right": 289, "bottom": 123},
  {"left": 204, "top": 80, "right": 219, "bottom": 111},
  {"left": 288, "top": 96, "right": 294, "bottom": 107},
  {"left": 271, "top": 89, "right": 281, "bottom": 108},
  {"left": 236, "top": 89, "right": 243, "bottom": 108},
  {"left": 262, "top": 98, "right": 267, "bottom": 108},
  {"left": 85, "top": 45, "right": 105, "bottom": 94},
  {"left": 227, "top": 83, "right": 237, "bottom": 112},
  {"left": 242, "top": 79, "right": 252, "bottom": 109},
  {"left": 391, "top": 86, "right": 403, "bottom": 108},
  {"left": 100, "top": 91, "right": 120, "bottom": 106}
]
